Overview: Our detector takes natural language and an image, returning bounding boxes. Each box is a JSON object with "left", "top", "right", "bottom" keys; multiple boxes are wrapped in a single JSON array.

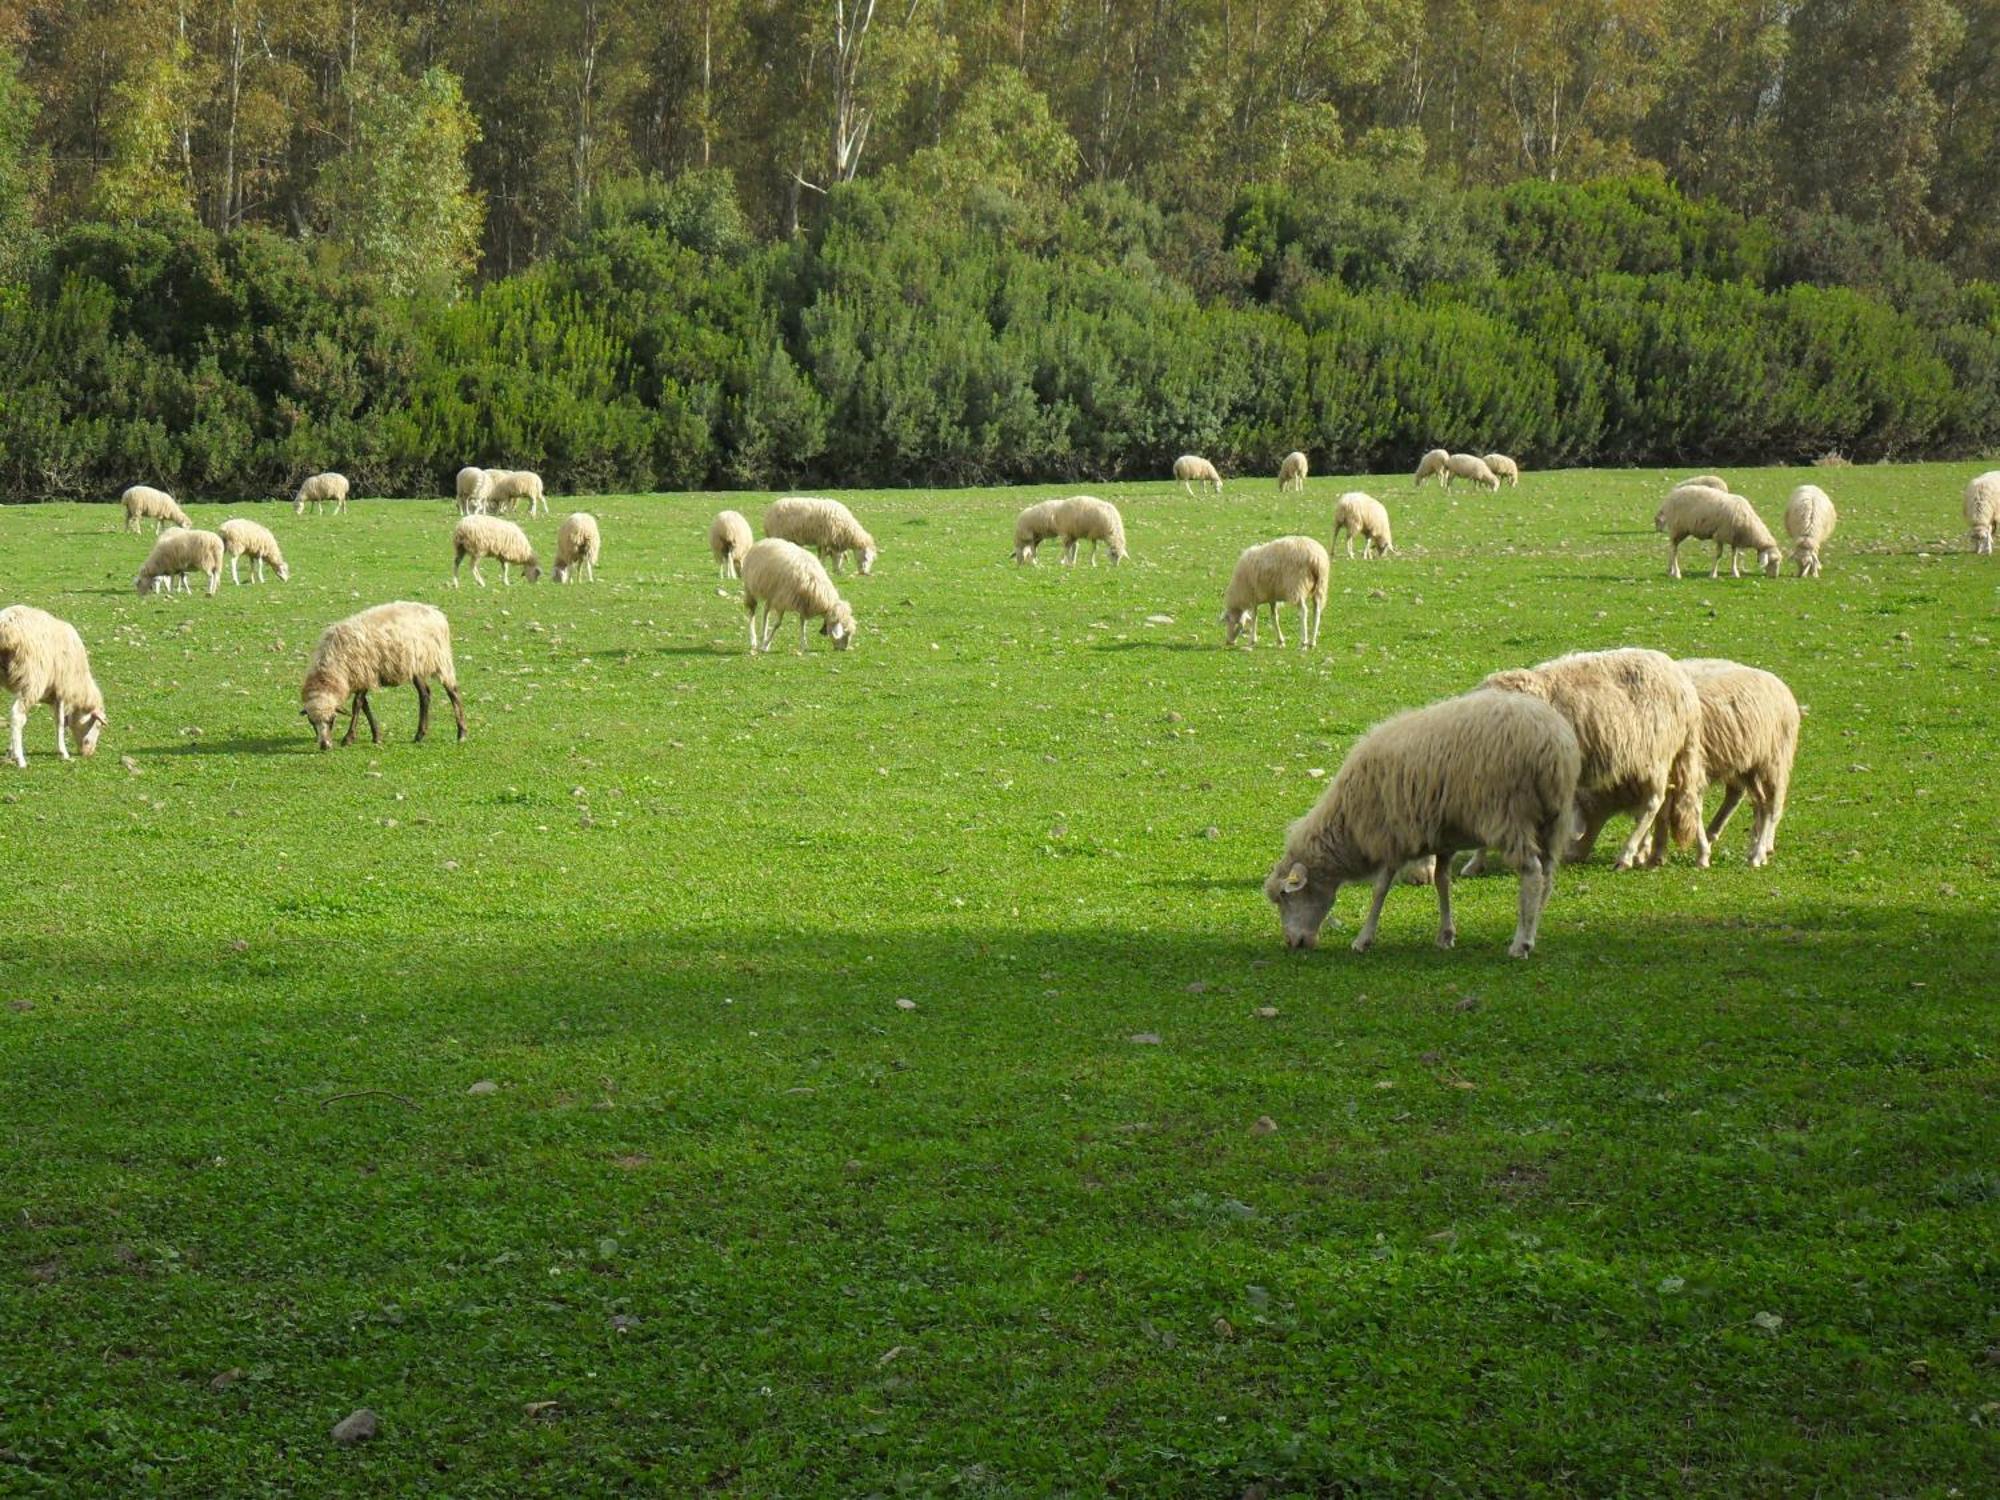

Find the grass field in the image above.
[{"left": 2, "top": 466, "right": 1995, "bottom": 1495}]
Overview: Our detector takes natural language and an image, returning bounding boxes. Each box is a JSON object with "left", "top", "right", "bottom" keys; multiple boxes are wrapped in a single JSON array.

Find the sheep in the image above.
[
  {"left": 763, "top": 497, "right": 877, "bottom": 576},
  {"left": 1965, "top": 470, "right": 2000, "bottom": 555},
  {"left": 1640, "top": 659, "right": 1800, "bottom": 869},
  {"left": 1278, "top": 451, "right": 1308, "bottom": 493},
  {"left": 1654, "top": 485, "right": 1782, "bottom": 578},
  {"left": 1055, "top": 496, "right": 1127, "bottom": 567},
  {"left": 1331, "top": 491, "right": 1394, "bottom": 559},
  {"left": 741, "top": 538, "right": 857, "bottom": 654},
  {"left": 710, "top": 510, "right": 754, "bottom": 579},
  {"left": 450, "top": 514, "right": 541, "bottom": 587},
  {"left": 553, "top": 512, "right": 601, "bottom": 583},
  {"left": 483, "top": 469, "right": 548, "bottom": 516},
  {"left": 1221, "top": 536, "right": 1330, "bottom": 649},
  {"left": 218, "top": 518, "right": 290, "bottom": 584},
  {"left": 1413, "top": 449, "right": 1450, "bottom": 487},
  {"left": 1783, "top": 484, "right": 1837, "bottom": 578},
  {"left": 1484, "top": 453, "right": 1520, "bottom": 487},
  {"left": 120, "top": 485, "right": 189, "bottom": 534},
  {"left": 1681, "top": 475, "right": 1728, "bottom": 493},
  {"left": 1174, "top": 455, "right": 1223, "bottom": 495},
  {"left": 1443, "top": 453, "right": 1501, "bottom": 492},
  {"left": 300, "top": 601, "right": 464, "bottom": 750},
  {"left": 455, "top": 466, "right": 490, "bottom": 515},
  {"left": 0, "top": 605, "right": 107, "bottom": 769},
  {"left": 293, "top": 471, "right": 349, "bottom": 516},
  {"left": 1011, "top": 499, "right": 1065, "bottom": 565},
  {"left": 134, "top": 529, "right": 225, "bottom": 596},
  {"left": 1265, "top": 689, "right": 1580, "bottom": 958}
]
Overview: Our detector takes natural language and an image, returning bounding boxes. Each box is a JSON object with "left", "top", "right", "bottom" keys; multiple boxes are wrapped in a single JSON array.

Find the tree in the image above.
[
  {"left": 91, "top": 35, "right": 196, "bottom": 225},
  {"left": 0, "top": 51, "right": 46, "bottom": 282}
]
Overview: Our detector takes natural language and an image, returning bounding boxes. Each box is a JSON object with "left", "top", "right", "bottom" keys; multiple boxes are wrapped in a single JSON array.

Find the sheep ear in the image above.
[{"left": 1280, "top": 863, "right": 1309, "bottom": 894}]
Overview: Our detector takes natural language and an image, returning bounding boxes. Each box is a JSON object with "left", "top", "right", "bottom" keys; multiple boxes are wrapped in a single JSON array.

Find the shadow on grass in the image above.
[
  {"left": 151, "top": 735, "right": 313, "bottom": 756},
  {"left": 1091, "top": 641, "right": 1212, "bottom": 653}
]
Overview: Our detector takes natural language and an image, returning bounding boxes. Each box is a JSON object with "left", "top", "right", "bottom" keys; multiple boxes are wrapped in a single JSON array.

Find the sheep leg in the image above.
[
  {"left": 1748, "top": 800, "right": 1779, "bottom": 867},
  {"left": 1710, "top": 541, "right": 1726, "bottom": 579},
  {"left": 413, "top": 680, "right": 431, "bottom": 742},
  {"left": 1350, "top": 868, "right": 1395, "bottom": 953},
  {"left": 746, "top": 603, "right": 763, "bottom": 652},
  {"left": 1508, "top": 853, "right": 1546, "bottom": 958},
  {"left": 1433, "top": 857, "right": 1456, "bottom": 949},
  {"left": 798, "top": 614, "right": 809, "bottom": 653},
  {"left": 1611, "top": 787, "right": 1668, "bottom": 870},
  {"left": 444, "top": 681, "right": 467, "bottom": 741},
  {"left": 1270, "top": 603, "right": 1285, "bottom": 647},
  {"left": 230, "top": 555, "right": 242, "bottom": 585},
  {"left": 254, "top": 557, "right": 265, "bottom": 582},
  {"left": 1706, "top": 784, "right": 1745, "bottom": 845},
  {"left": 206, "top": 568, "right": 219, "bottom": 596},
  {"left": 8, "top": 699, "right": 25, "bottom": 769},
  {"left": 501, "top": 561, "right": 511, "bottom": 586},
  {"left": 1667, "top": 537, "right": 1683, "bottom": 579},
  {"left": 1459, "top": 848, "right": 1489, "bottom": 877},
  {"left": 359, "top": 691, "right": 382, "bottom": 745},
  {"left": 341, "top": 694, "right": 364, "bottom": 746}
]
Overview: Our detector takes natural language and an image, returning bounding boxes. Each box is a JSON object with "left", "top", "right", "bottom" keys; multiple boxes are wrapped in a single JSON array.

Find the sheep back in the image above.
[
  {"left": 0, "top": 605, "right": 105, "bottom": 721},
  {"left": 452, "top": 514, "right": 538, "bottom": 567},
  {"left": 1224, "top": 536, "right": 1331, "bottom": 616}
]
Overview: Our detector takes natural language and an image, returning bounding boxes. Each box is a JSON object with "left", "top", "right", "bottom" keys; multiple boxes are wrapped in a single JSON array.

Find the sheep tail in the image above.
[{"left": 1663, "top": 729, "right": 1705, "bottom": 849}]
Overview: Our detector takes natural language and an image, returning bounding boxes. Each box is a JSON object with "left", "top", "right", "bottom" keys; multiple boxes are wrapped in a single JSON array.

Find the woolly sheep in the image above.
[
  {"left": 483, "top": 469, "right": 548, "bottom": 516},
  {"left": 710, "top": 510, "right": 754, "bottom": 579},
  {"left": 1655, "top": 485, "right": 1782, "bottom": 578},
  {"left": 1484, "top": 453, "right": 1521, "bottom": 487},
  {"left": 1682, "top": 475, "right": 1728, "bottom": 492},
  {"left": 1413, "top": 449, "right": 1450, "bottom": 487},
  {"left": 455, "top": 466, "right": 490, "bottom": 515},
  {"left": 1965, "top": 470, "right": 1999, "bottom": 554},
  {"left": 1443, "top": 453, "right": 1501, "bottom": 492},
  {"left": 300, "top": 601, "right": 464, "bottom": 750},
  {"left": 1011, "top": 499, "right": 1064, "bottom": 565},
  {"left": 293, "top": 471, "right": 349, "bottom": 516},
  {"left": 553, "top": 512, "right": 601, "bottom": 583},
  {"left": 1221, "top": 536, "right": 1330, "bottom": 650},
  {"left": 1174, "top": 455, "right": 1223, "bottom": 495},
  {"left": 1055, "top": 496, "right": 1127, "bottom": 566},
  {"left": 134, "top": 529, "right": 225, "bottom": 596},
  {"left": 1639, "top": 659, "right": 1799, "bottom": 870},
  {"left": 218, "top": 518, "right": 290, "bottom": 584},
  {"left": 763, "top": 497, "right": 877, "bottom": 576},
  {"left": 1265, "top": 689, "right": 1580, "bottom": 958},
  {"left": 1783, "top": 485, "right": 1837, "bottom": 578},
  {"left": 120, "top": 485, "right": 189, "bottom": 534},
  {"left": 450, "top": 514, "right": 541, "bottom": 587},
  {"left": 0, "top": 605, "right": 107, "bottom": 768},
  {"left": 1278, "top": 451, "right": 1308, "bottom": 493},
  {"left": 1331, "top": 491, "right": 1394, "bottom": 559},
  {"left": 741, "top": 538, "right": 857, "bottom": 654}
]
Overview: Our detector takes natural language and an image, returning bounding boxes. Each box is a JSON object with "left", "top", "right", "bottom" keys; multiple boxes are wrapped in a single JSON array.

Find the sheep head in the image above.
[{"left": 1265, "top": 858, "right": 1340, "bottom": 950}]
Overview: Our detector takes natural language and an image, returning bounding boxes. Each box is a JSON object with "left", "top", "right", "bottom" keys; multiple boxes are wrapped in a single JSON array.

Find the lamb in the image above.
[
  {"left": 1011, "top": 499, "right": 1065, "bottom": 565},
  {"left": 1331, "top": 491, "right": 1394, "bottom": 559},
  {"left": 762, "top": 497, "right": 877, "bottom": 575},
  {"left": 300, "top": 601, "right": 464, "bottom": 750},
  {"left": 134, "top": 528, "right": 225, "bottom": 596},
  {"left": 710, "top": 510, "right": 754, "bottom": 579},
  {"left": 1443, "top": 453, "right": 1501, "bottom": 492},
  {"left": 450, "top": 514, "right": 541, "bottom": 587},
  {"left": 1965, "top": 470, "right": 1999, "bottom": 554},
  {"left": 1413, "top": 449, "right": 1450, "bottom": 487},
  {"left": 1484, "top": 453, "right": 1520, "bottom": 487},
  {"left": 1641, "top": 659, "right": 1799, "bottom": 869},
  {"left": 1174, "top": 455, "right": 1223, "bottom": 495},
  {"left": 120, "top": 485, "right": 189, "bottom": 533},
  {"left": 1655, "top": 484, "right": 1782, "bottom": 578},
  {"left": 218, "top": 518, "right": 290, "bottom": 584},
  {"left": 1278, "top": 451, "right": 1308, "bottom": 493},
  {"left": 1221, "top": 536, "right": 1330, "bottom": 649},
  {"left": 1055, "top": 496, "right": 1127, "bottom": 566},
  {"left": 740, "top": 538, "right": 857, "bottom": 654},
  {"left": 1265, "top": 689, "right": 1580, "bottom": 958},
  {"left": 0, "top": 605, "right": 108, "bottom": 768},
  {"left": 553, "top": 512, "right": 601, "bottom": 583},
  {"left": 1783, "top": 485, "right": 1837, "bottom": 578},
  {"left": 293, "top": 471, "right": 349, "bottom": 516},
  {"left": 455, "top": 466, "right": 490, "bottom": 515},
  {"left": 483, "top": 469, "right": 548, "bottom": 516}
]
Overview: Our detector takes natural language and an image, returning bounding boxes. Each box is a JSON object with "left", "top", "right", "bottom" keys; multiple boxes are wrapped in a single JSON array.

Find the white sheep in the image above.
[
  {"left": 1331, "top": 491, "right": 1394, "bottom": 559},
  {"left": 1655, "top": 485, "right": 1782, "bottom": 578},
  {"left": 300, "top": 601, "right": 465, "bottom": 750},
  {"left": 553, "top": 512, "right": 601, "bottom": 583},
  {"left": 1174, "top": 455, "right": 1223, "bottom": 495},
  {"left": 293, "top": 472, "right": 349, "bottom": 516},
  {"left": 1641, "top": 659, "right": 1800, "bottom": 869},
  {"left": 1443, "top": 453, "right": 1501, "bottom": 492},
  {"left": 1055, "top": 496, "right": 1127, "bottom": 566},
  {"left": 1783, "top": 485, "right": 1837, "bottom": 578},
  {"left": 218, "top": 518, "right": 290, "bottom": 584},
  {"left": 0, "top": 605, "right": 108, "bottom": 768},
  {"left": 763, "top": 497, "right": 877, "bottom": 575},
  {"left": 1965, "top": 470, "right": 1999, "bottom": 555},
  {"left": 450, "top": 514, "right": 541, "bottom": 587},
  {"left": 483, "top": 469, "right": 548, "bottom": 516},
  {"left": 741, "top": 538, "right": 857, "bottom": 654},
  {"left": 1413, "top": 449, "right": 1450, "bottom": 487},
  {"left": 1484, "top": 453, "right": 1520, "bottom": 487},
  {"left": 120, "top": 485, "right": 189, "bottom": 533},
  {"left": 455, "top": 466, "right": 490, "bottom": 515},
  {"left": 1221, "top": 536, "right": 1330, "bottom": 649},
  {"left": 710, "top": 510, "right": 754, "bottom": 579},
  {"left": 1682, "top": 475, "right": 1728, "bottom": 492},
  {"left": 1278, "top": 451, "right": 1308, "bottom": 493},
  {"left": 1011, "top": 499, "right": 1065, "bottom": 565},
  {"left": 134, "top": 529, "right": 225, "bottom": 596},
  {"left": 1265, "top": 689, "right": 1581, "bottom": 958}
]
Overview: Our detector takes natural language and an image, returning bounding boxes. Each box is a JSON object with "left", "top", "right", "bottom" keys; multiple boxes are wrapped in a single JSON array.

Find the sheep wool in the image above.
[
  {"left": 450, "top": 514, "right": 541, "bottom": 587},
  {"left": 0, "top": 605, "right": 107, "bottom": 768},
  {"left": 301, "top": 601, "right": 464, "bottom": 750},
  {"left": 1222, "top": 536, "right": 1330, "bottom": 649},
  {"left": 120, "top": 485, "right": 189, "bottom": 534},
  {"left": 1483, "top": 453, "right": 1521, "bottom": 487},
  {"left": 1278, "top": 451, "right": 1309, "bottom": 493},
  {"left": 135, "top": 529, "right": 225, "bottom": 596},
  {"left": 1174, "top": 455, "right": 1223, "bottom": 495},
  {"left": 294, "top": 472, "right": 349, "bottom": 516},
  {"left": 1964, "top": 470, "right": 1999, "bottom": 555},
  {"left": 1655, "top": 485, "right": 1782, "bottom": 578},
  {"left": 763, "top": 497, "right": 877, "bottom": 575},
  {"left": 483, "top": 469, "right": 548, "bottom": 516},
  {"left": 710, "top": 511, "right": 754, "bottom": 578},
  {"left": 1054, "top": 496, "right": 1127, "bottom": 566},
  {"left": 218, "top": 518, "right": 290, "bottom": 584},
  {"left": 1332, "top": 491, "right": 1394, "bottom": 559},
  {"left": 1444, "top": 453, "right": 1501, "bottom": 492},
  {"left": 455, "top": 466, "right": 490, "bottom": 515},
  {"left": 1656, "top": 658, "right": 1800, "bottom": 869},
  {"left": 1783, "top": 485, "right": 1837, "bottom": 578},
  {"left": 553, "top": 512, "right": 601, "bottom": 583},
  {"left": 1011, "top": 499, "right": 1065, "bottom": 565},
  {"left": 1413, "top": 449, "right": 1450, "bottom": 487},
  {"left": 741, "top": 538, "right": 857, "bottom": 654}
]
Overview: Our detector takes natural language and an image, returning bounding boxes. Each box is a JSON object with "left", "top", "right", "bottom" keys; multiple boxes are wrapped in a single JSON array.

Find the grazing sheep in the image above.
[
  {"left": 1484, "top": 453, "right": 1521, "bottom": 487},
  {"left": 1055, "top": 496, "right": 1127, "bottom": 567},
  {"left": 1221, "top": 536, "right": 1330, "bottom": 650},
  {"left": 134, "top": 529, "right": 225, "bottom": 596},
  {"left": 553, "top": 512, "right": 601, "bottom": 583},
  {"left": 0, "top": 605, "right": 107, "bottom": 768},
  {"left": 710, "top": 510, "right": 754, "bottom": 579},
  {"left": 1965, "top": 470, "right": 1999, "bottom": 555},
  {"left": 1331, "top": 491, "right": 1394, "bottom": 559},
  {"left": 1011, "top": 499, "right": 1065, "bottom": 565},
  {"left": 218, "top": 518, "right": 290, "bottom": 584},
  {"left": 120, "top": 485, "right": 189, "bottom": 534},
  {"left": 1174, "top": 455, "right": 1223, "bottom": 495},
  {"left": 300, "top": 601, "right": 464, "bottom": 750},
  {"left": 741, "top": 538, "right": 857, "bottom": 654},
  {"left": 1784, "top": 485, "right": 1838, "bottom": 578},
  {"left": 1413, "top": 449, "right": 1450, "bottom": 487},
  {"left": 1642, "top": 659, "right": 1800, "bottom": 869},
  {"left": 1682, "top": 475, "right": 1728, "bottom": 493},
  {"left": 1443, "top": 453, "right": 1501, "bottom": 492},
  {"left": 1655, "top": 485, "right": 1782, "bottom": 578},
  {"left": 1278, "top": 451, "right": 1309, "bottom": 493},
  {"left": 455, "top": 466, "right": 490, "bottom": 515},
  {"left": 483, "top": 469, "right": 548, "bottom": 516},
  {"left": 293, "top": 472, "right": 349, "bottom": 516},
  {"left": 1265, "top": 689, "right": 1580, "bottom": 958},
  {"left": 450, "top": 514, "right": 541, "bottom": 587},
  {"left": 763, "top": 497, "right": 877, "bottom": 576}
]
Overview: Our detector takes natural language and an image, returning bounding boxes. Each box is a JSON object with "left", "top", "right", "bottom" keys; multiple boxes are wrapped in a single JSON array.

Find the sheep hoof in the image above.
[
  {"left": 1349, "top": 935, "right": 1373, "bottom": 954},
  {"left": 1436, "top": 930, "right": 1456, "bottom": 950},
  {"left": 1612, "top": 855, "right": 1635, "bottom": 871},
  {"left": 1507, "top": 939, "right": 1533, "bottom": 958}
]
